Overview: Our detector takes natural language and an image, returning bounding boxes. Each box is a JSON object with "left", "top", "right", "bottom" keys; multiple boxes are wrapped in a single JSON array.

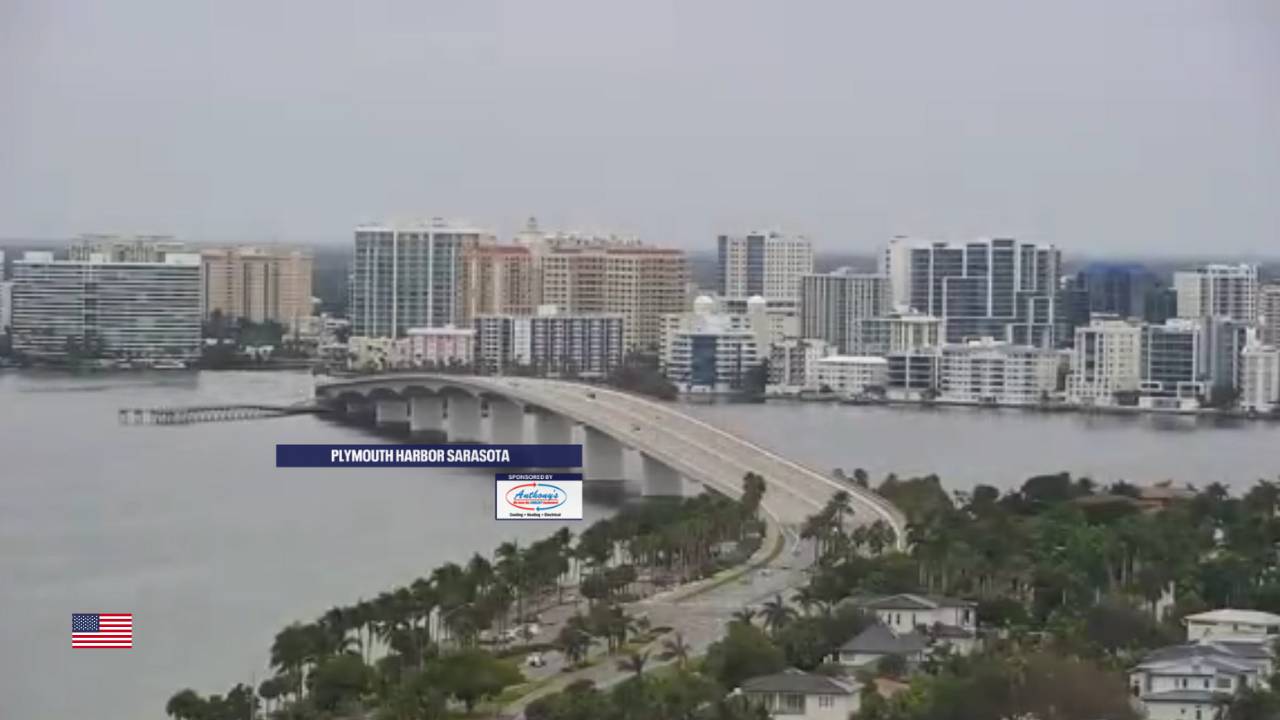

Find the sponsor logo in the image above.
[
  {"left": 495, "top": 476, "right": 583, "bottom": 520},
  {"left": 505, "top": 482, "right": 568, "bottom": 512}
]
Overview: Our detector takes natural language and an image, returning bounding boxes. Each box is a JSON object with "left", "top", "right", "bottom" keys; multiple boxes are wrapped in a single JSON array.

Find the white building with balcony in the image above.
[
  {"left": 1067, "top": 317, "right": 1144, "bottom": 406},
  {"left": 1240, "top": 337, "right": 1280, "bottom": 414},
  {"left": 660, "top": 296, "right": 768, "bottom": 393},
  {"left": 810, "top": 355, "right": 888, "bottom": 397},
  {"left": 739, "top": 669, "right": 861, "bottom": 720},
  {"left": 938, "top": 338, "right": 1060, "bottom": 406}
]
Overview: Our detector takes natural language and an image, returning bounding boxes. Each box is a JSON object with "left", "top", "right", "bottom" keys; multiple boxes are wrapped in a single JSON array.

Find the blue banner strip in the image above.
[
  {"left": 496, "top": 473, "right": 584, "bottom": 481},
  {"left": 276, "top": 444, "right": 582, "bottom": 468}
]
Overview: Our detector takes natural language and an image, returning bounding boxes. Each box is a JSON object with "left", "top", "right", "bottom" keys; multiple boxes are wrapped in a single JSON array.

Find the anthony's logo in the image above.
[
  {"left": 495, "top": 475, "right": 583, "bottom": 520},
  {"left": 505, "top": 483, "right": 568, "bottom": 512}
]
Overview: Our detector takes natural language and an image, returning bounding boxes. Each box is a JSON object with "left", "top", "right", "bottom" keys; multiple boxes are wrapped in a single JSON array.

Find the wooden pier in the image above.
[{"left": 118, "top": 402, "right": 326, "bottom": 426}]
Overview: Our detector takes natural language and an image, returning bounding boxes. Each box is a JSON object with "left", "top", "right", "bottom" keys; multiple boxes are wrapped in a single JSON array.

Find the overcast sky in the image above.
[{"left": 2, "top": 1, "right": 1277, "bottom": 255}]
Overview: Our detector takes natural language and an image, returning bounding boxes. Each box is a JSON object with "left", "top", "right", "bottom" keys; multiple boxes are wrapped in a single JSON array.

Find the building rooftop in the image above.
[
  {"left": 840, "top": 623, "right": 929, "bottom": 655},
  {"left": 1185, "top": 609, "right": 1280, "bottom": 627},
  {"left": 816, "top": 355, "right": 889, "bottom": 366},
  {"left": 740, "top": 668, "right": 857, "bottom": 696},
  {"left": 858, "top": 593, "right": 976, "bottom": 611}
]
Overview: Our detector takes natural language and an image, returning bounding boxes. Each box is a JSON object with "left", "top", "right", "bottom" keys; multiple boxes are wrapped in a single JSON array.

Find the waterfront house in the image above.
[{"left": 738, "top": 668, "right": 861, "bottom": 720}]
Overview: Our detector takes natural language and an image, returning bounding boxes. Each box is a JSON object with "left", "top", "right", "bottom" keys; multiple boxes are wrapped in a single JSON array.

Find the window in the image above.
[
  {"left": 1217, "top": 677, "right": 1233, "bottom": 690},
  {"left": 819, "top": 695, "right": 834, "bottom": 708}
]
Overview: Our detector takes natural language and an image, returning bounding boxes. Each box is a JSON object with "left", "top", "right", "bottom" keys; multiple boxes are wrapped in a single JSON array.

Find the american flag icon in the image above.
[{"left": 72, "top": 613, "right": 133, "bottom": 649}]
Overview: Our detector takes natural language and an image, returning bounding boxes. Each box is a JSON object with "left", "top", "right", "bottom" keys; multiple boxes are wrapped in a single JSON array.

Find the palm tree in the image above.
[
  {"left": 760, "top": 594, "right": 795, "bottom": 635},
  {"left": 270, "top": 623, "right": 315, "bottom": 699},
  {"left": 616, "top": 650, "right": 650, "bottom": 678},
  {"left": 660, "top": 631, "right": 691, "bottom": 668},
  {"left": 731, "top": 607, "right": 757, "bottom": 625}
]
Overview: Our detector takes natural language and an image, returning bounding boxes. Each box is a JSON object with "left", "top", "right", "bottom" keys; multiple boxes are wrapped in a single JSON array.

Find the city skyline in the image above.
[{"left": 3, "top": 1, "right": 1278, "bottom": 255}]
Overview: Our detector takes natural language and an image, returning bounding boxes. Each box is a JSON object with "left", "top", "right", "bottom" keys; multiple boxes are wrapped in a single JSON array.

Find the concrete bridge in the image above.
[{"left": 315, "top": 374, "right": 905, "bottom": 544}]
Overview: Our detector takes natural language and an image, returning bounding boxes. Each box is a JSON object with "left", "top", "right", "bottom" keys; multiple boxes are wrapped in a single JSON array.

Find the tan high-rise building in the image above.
[
  {"left": 539, "top": 240, "right": 688, "bottom": 352},
  {"left": 201, "top": 247, "right": 313, "bottom": 327},
  {"left": 1261, "top": 284, "right": 1280, "bottom": 346},
  {"left": 458, "top": 243, "right": 534, "bottom": 325}
]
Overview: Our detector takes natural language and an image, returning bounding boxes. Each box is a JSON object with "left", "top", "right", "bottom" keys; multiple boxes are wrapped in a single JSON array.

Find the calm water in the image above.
[
  {"left": 4, "top": 375, "right": 1278, "bottom": 719},
  {"left": 0, "top": 370, "right": 612, "bottom": 720},
  {"left": 680, "top": 399, "right": 1280, "bottom": 492}
]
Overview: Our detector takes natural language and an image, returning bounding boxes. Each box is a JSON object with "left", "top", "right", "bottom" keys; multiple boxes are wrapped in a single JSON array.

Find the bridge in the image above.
[{"left": 315, "top": 374, "right": 906, "bottom": 546}]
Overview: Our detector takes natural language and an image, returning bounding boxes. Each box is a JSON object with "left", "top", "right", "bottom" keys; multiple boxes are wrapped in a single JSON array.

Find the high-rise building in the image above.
[
  {"left": 1240, "top": 335, "right": 1280, "bottom": 414},
  {"left": 0, "top": 279, "right": 12, "bottom": 333},
  {"left": 1074, "top": 263, "right": 1161, "bottom": 320},
  {"left": 539, "top": 239, "right": 687, "bottom": 352},
  {"left": 1174, "top": 264, "right": 1258, "bottom": 323},
  {"left": 12, "top": 251, "right": 202, "bottom": 361},
  {"left": 938, "top": 338, "right": 1061, "bottom": 406},
  {"left": 350, "top": 220, "right": 493, "bottom": 337},
  {"left": 1260, "top": 284, "right": 1280, "bottom": 346},
  {"left": 458, "top": 243, "right": 534, "bottom": 325},
  {"left": 1139, "top": 320, "right": 1207, "bottom": 405},
  {"left": 660, "top": 296, "right": 768, "bottom": 393},
  {"left": 717, "top": 230, "right": 814, "bottom": 300},
  {"left": 1066, "top": 318, "right": 1144, "bottom": 405},
  {"left": 473, "top": 309, "right": 624, "bottom": 378},
  {"left": 201, "top": 246, "right": 313, "bottom": 328},
  {"left": 68, "top": 234, "right": 187, "bottom": 263},
  {"left": 884, "top": 236, "right": 1063, "bottom": 346},
  {"left": 800, "top": 270, "right": 889, "bottom": 353}
]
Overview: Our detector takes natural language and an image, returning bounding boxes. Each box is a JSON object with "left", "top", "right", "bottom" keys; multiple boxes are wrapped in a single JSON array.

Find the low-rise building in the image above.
[
  {"left": 834, "top": 623, "right": 929, "bottom": 669},
  {"left": 858, "top": 593, "right": 978, "bottom": 652},
  {"left": 886, "top": 349, "right": 940, "bottom": 401},
  {"left": 1130, "top": 640, "right": 1273, "bottom": 720},
  {"left": 811, "top": 356, "right": 888, "bottom": 398},
  {"left": 397, "top": 326, "right": 474, "bottom": 368},
  {"left": 1185, "top": 609, "right": 1280, "bottom": 642},
  {"left": 937, "top": 338, "right": 1060, "bottom": 406},
  {"left": 767, "top": 338, "right": 833, "bottom": 396},
  {"left": 739, "top": 668, "right": 861, "bottom": 720},
  {"left": 473, "top": 308, "right": 625, "bottom": 377}
]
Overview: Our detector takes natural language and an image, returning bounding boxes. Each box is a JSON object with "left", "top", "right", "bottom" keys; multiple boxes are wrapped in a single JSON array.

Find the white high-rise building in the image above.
[
  {"left": 12, "top": 251, "right": 202, "bottom": 361},
  {"left": 473, "top": 309, "right": 625, "bottom": 377},
  {"left": 0, "top": 280, "right": 12, "bottom": 333},
  {"left": 660, "top": 296, "right": 769, "bottom": 393},
  {"left": 1240, "top": 335, "right": 1280, "bottom": 414},
  {"left": 718, "top": 230, "right": 814, "bottom": 301},
  {"left": 350, "top": 220, "right": 494, "bottom": 338},
  {"left": 938, "top": 338, "right": 1061, "bottom": 406},
  {"left": 767, "top": 338, "right": 834, "bottom": 395},
  {"left": 1066, "top": 318, "right": 1144, "bottom": 406},
  {"left": 883, "top": 236, "right": 1063, "bottom": 346},
  {"left": 800, "top": 270, "right": 889, "bottom": 353},
  {"left": 1174, "top": 264, "right": 1258, "bottom": 324}
]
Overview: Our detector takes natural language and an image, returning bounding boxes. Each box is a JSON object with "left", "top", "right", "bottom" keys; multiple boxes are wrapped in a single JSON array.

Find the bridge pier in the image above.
[
  {"left": 375, "top": 398, "right": 409, "bottom": 427},
  {"left": 640, "top": 453, "right": 684, "bottom": 497},
  {"left": 534, "top": 411, "right": 575, "bottom": 446},
  {"left": 486, "top": 398, "right": 526, "bottom": 444},
  {"left": 583, "top": 426, "right": 626, "bottom": 480},
  {"left": 446, "top": 394, "right": 483, "bottom": 442},
  {"left": 344, "top": 398, "right": 373, "bottom": 421},
  {"left": 409, "top": 395, "right": 444, "bottom": 434}
]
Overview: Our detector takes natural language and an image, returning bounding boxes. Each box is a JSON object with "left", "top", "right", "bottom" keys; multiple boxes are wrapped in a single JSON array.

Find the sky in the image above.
[{"left": 2, "top": 1, "right": 1278, "bottom": 255}]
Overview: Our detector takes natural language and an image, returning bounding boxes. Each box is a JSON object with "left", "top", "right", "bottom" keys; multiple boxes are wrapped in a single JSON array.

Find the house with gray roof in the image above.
[
  {"left": 1129, "top": 636, "right": 1274, "bottom": 720},
  {"left": 738, "top": 668, "right": 861, "bottom": 720},
  {"left": 833, "top": 622, "right": 928, "bottom": 669},
  {"left": 850, "top": 593, "right": 980, "bottom": 656}
]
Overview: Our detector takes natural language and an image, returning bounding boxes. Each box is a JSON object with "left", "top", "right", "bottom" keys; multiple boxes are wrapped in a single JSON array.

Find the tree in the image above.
[
  {"left": 432, "top": 649, "right": 524, "bottom": 712},
  {"left": 760, "top": 594, "right": 796, "bottom": 635},
  {"left": 876, "top": 653, "right": 908, "bottom": 679},
  {"left": 165, "top": 689, "right": 205, "bottom": 720},
  {"left": 660, "top": 632, "right": 691, "bottom": 668},
  {"left": 616, "top": 650, "right": 650, "bottom": 678},
  {"left": 378, "top": 668, "right": 447, "bottom": 720},
  {"left": 309, "top": 654, "right": 375, "bottom": 712},
  {"left": 704, "top": 621, "right": 786, "bottom": 689},
  {"left": 1220, "top": 686, "right": 1280, "bottom": 720}
]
